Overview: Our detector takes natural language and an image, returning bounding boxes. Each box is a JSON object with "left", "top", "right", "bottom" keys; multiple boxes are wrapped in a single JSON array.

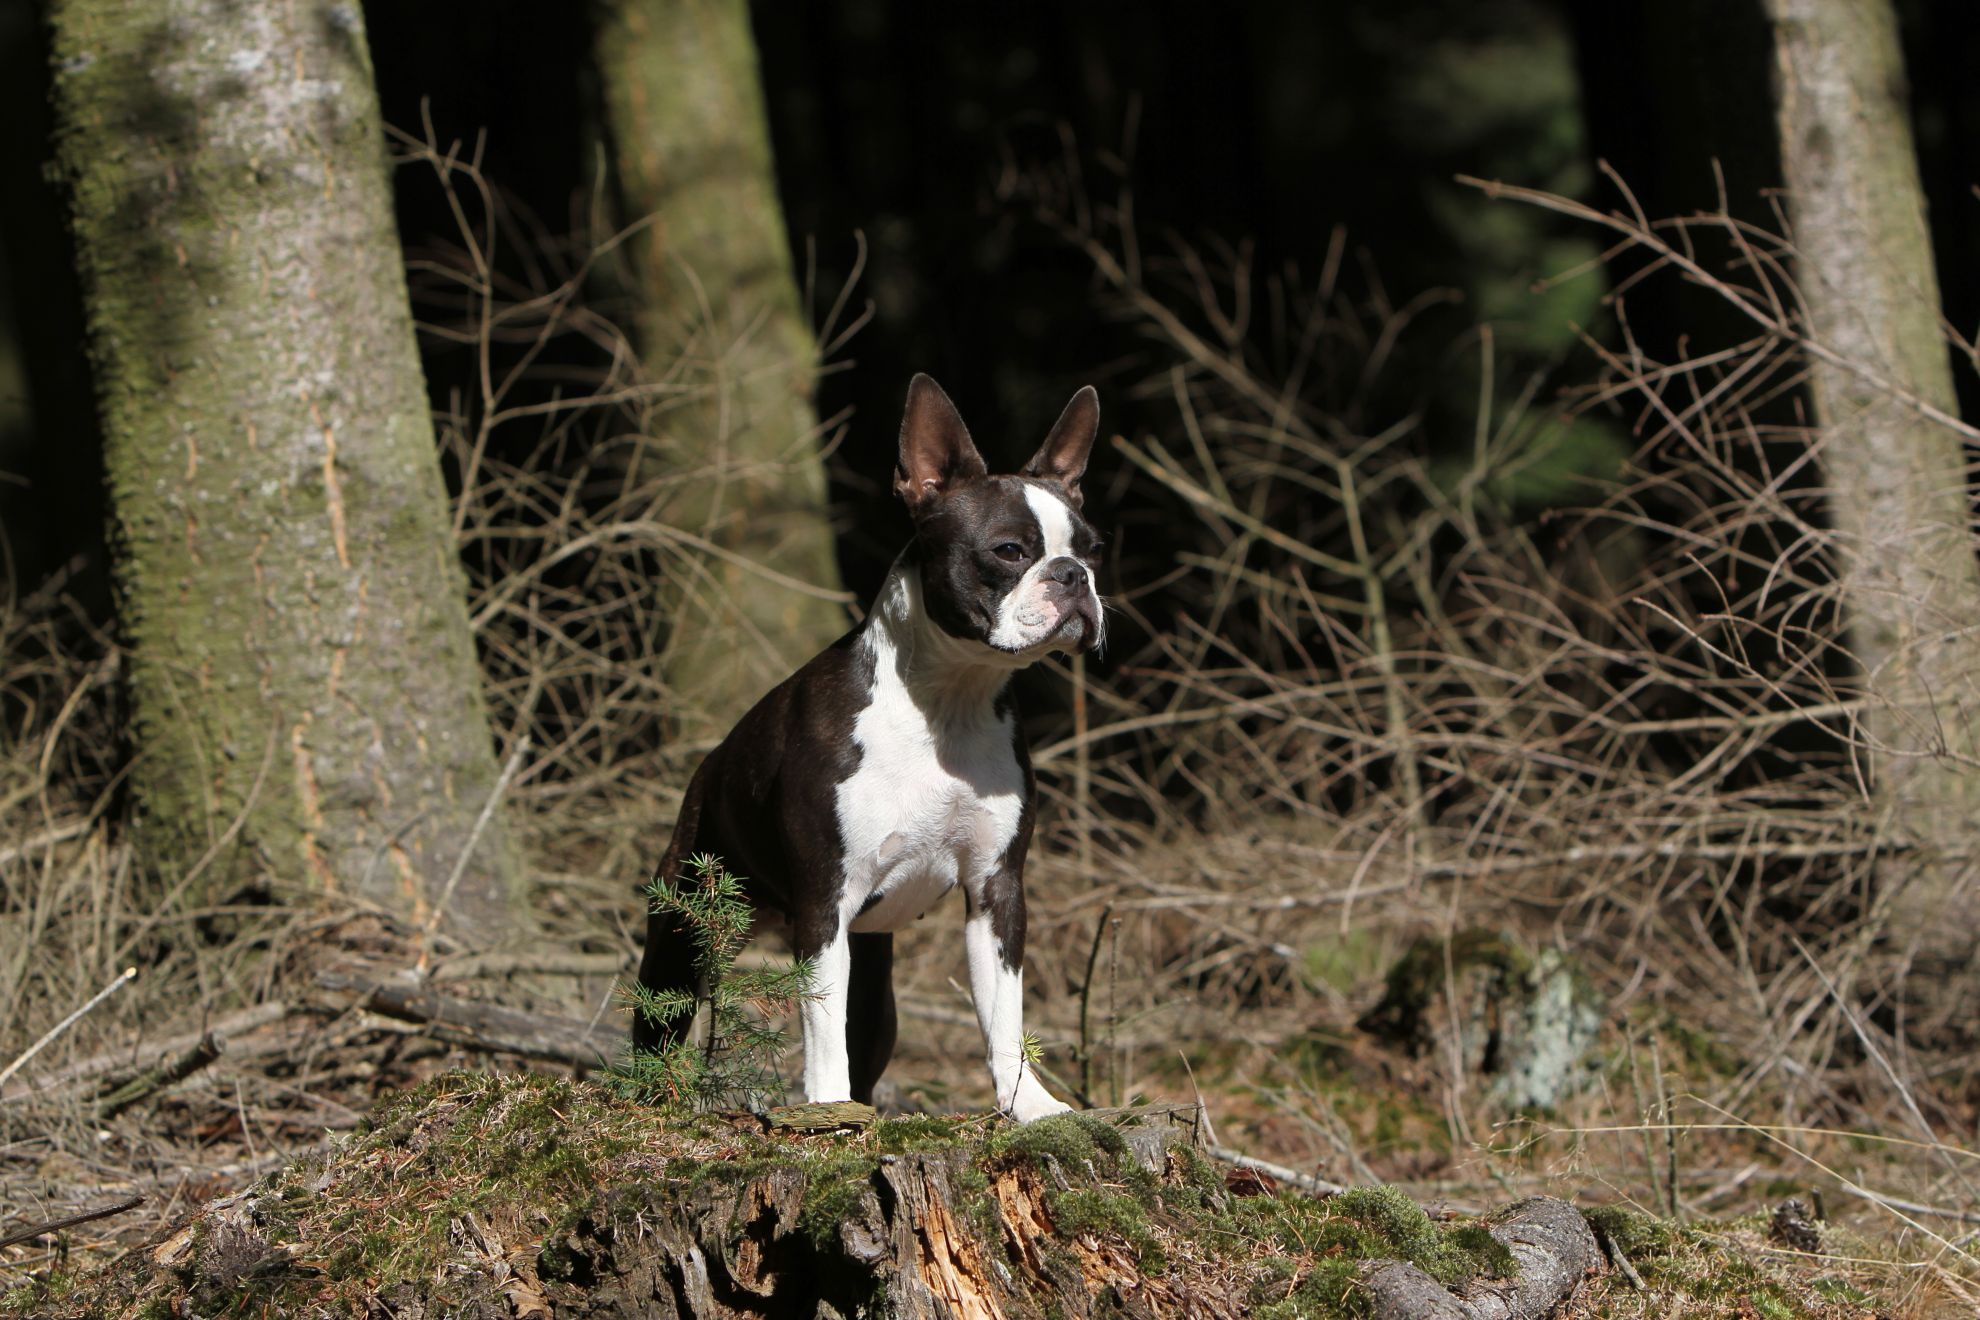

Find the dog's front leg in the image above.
[
  {"left": 965, "top": 881, "right": 1071, "bottom": 1122},
  {"left": 795, "top": 912, "right": 854, "bottom": 1103}
]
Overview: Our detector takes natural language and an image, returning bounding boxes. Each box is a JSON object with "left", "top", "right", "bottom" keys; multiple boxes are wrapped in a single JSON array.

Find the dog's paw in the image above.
[{"left": 1005, "top": 1091, "right": 1074, "bottom": 1124}]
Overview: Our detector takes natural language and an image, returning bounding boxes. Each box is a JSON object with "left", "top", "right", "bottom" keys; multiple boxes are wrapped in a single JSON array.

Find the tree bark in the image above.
[
  {"left": 47, "top": 0, "right": 519, "bottom": 936},
  {"left": 1766, "top": 0, "right": 1980, "bottom": 997},
  {"left": 594, "top": 0, "right": 848, "bottom": 733}
]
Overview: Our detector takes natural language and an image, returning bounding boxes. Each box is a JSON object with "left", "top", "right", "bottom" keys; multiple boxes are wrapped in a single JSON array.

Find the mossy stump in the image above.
[{"left": 6, "top": 1073, "right": 1603, "bottom": 1319}]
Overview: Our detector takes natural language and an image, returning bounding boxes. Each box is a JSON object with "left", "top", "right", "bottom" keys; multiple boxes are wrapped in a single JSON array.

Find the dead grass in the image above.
[{"left": 2, "top": 139, "right": 1977, "bottom": 1316}]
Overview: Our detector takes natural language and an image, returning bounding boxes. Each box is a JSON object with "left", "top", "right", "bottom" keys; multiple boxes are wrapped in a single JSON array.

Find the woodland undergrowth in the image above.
[{"left": 0, "top": 138, "right": 1975, "bottom": 1314}]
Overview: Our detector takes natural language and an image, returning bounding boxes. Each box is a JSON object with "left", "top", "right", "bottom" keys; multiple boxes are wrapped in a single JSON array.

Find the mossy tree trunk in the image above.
[
  {"left": 594, "top": 0, "right": 847, "bottom": 733},
  {"left": 47, "top": 0, "right": 519, "bottom": 936},
  {"left": 1766, "top": 0, "right": 1980, "bottom": 1001}
]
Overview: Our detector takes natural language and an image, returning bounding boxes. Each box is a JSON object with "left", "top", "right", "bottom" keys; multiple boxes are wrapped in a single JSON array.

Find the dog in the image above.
[{"left": 633, "top": 374, "right": 1104, "bottom": 1122}]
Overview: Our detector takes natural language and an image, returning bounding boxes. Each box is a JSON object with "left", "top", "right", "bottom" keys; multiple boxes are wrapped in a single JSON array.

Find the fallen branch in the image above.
[
  {"left": 0, "top": 1196, "right": 145, "bottom": 1252},
  {"left": 314, "top": 971, "right": 624, "bottom": 1069},
  {"left": 95, "top": 1033, "right": 224, "bottom": 1120},
  {"left": 1601, "top": 1230, "right": 1647, "bottom": 1290},
  {"left": 0, "top": 968, "right": 136, "bottom": 1093},
  {"left": 1832, "top": 1183, "right": 1980, "bottom": 1227},
  {"left": 431, "top": 951, "right": 629, "bottom": 982},
  {"left": 1, "top": 1002, "right": 293, "bottom": 1105},
  {"left": 0, "top": 816, "right": 92, "bottom": 867},
  {"left": 1204, "top": 1144, "right": 1350, "bottom": 1198}
]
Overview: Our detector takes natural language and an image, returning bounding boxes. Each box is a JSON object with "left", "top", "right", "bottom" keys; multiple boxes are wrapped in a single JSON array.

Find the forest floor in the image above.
[{"left": 2, "top": 815, "right": 1976, "bottom": 1316}]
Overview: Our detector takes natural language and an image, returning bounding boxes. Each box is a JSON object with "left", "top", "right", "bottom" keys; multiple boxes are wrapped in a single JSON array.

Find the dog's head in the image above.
[{"left": 894, "top": 374, "right": 1105, "bottom": 659}]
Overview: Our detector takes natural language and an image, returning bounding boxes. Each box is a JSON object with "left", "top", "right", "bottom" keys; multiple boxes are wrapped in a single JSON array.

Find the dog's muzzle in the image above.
[{"left": 1041, "top": 557, "right": 1102, "bottom": 652}]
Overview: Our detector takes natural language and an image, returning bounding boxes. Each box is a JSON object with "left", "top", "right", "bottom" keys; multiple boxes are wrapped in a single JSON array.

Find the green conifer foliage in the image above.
[{"left": 614, "top": 855, "right": 813, "bottom": 1111}]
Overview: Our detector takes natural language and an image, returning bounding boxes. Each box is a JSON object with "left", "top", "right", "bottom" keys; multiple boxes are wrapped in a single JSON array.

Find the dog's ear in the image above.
[
  {"left": 1020, "top": 385, "right": 1099, "bottom": 508},
  {"left": 896, "top": 374, "right": 988, "bottom": 516}
]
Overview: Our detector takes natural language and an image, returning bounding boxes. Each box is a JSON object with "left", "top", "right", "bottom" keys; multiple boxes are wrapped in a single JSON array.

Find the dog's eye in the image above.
[{"left": 992, "top": 543, "right": 1027, "bottom": 563}]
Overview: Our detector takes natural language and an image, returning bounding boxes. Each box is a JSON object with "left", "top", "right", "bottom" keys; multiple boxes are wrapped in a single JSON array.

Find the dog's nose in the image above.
[{"left": 1044, "top": 556, "right": 1086, "bottom": 589}]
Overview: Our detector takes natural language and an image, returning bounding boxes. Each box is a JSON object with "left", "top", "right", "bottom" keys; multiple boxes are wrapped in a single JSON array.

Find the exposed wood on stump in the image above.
[{"left": 478, "top": 1136, "right": 1235, "bottom": 1319}]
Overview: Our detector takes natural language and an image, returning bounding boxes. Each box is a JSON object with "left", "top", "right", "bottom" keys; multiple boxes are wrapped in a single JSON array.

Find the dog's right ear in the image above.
[{"left": 895, "top": 374, "right": 988, "bottom": 516}]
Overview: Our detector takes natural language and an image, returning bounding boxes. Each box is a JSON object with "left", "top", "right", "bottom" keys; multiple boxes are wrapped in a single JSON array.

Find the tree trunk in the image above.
[
  {"left": 47, "top": 0, "right": 519, "bottom": 937},
  {"left": 594, "top": 0, "right": 848, "bottom": 733},
  {"left": 1766, "top": 0, "right": 1980, "bottom": 997}
]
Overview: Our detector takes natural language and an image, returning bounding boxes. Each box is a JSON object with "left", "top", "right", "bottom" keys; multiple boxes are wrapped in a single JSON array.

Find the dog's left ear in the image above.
[
  {"left": 1020, "top": 385, "right": 1099, "bottom": 508},
  {"left": 896, "top": 374, "right": 989, "bottom": 517}
]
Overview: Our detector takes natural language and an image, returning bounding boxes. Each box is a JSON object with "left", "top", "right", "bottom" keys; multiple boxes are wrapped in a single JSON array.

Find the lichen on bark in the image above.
[{"left": 47, "top": 0, "right": 519, "bottom": 934}]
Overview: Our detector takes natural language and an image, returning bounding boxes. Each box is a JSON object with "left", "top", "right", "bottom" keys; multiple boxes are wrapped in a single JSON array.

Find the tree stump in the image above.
[
  {"left": 18, "top": 1073, "right": 1602, "bottom": 1319},
  {"left": 1359, "top": 929, "right": 1604, "bottom": 1110}
]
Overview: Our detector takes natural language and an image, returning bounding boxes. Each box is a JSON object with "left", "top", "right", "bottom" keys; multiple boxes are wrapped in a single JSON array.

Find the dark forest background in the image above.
[{"left": 6, "top": 0, "right": 1979, "bottom": 614}]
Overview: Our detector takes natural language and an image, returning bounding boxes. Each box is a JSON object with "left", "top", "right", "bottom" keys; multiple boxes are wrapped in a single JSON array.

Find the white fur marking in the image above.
[
  {"left": 799, "top": 928, "right": 853, "bottom": 1102},
  {"left": 799, "top": 556, "right": 1072, "bottom": 1118},
  {"left": 836, "top": 568, "right": 1026, "bottom": 939},
  {"left": 987, "top": 486, "right": 1102, "bottom": 653},
  {"left": 966, "top": 910, "right": 1071, "bottom": 1121}
]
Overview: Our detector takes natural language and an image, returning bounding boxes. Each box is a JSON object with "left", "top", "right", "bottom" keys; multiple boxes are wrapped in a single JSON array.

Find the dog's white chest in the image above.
[{"left": 836, "top": 663, "right": 1025, "bottom": 934}]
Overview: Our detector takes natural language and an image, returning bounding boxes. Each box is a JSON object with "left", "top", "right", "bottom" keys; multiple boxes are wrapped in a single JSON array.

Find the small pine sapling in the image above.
[{"left": 614, "top": 853, "right": 813, "bottom": 1110}]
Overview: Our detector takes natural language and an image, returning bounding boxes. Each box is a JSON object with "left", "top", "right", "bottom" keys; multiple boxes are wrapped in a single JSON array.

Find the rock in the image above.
[
  {"left": 1359, "top": 929, "right": 1604, "bottom": 1110},
  {"left": 1358, "top": 1197, "right": 1601, "bottom": 1320},
  {"left": 1769, "top": 1197, "right": 1822, "bottom": 1252}
]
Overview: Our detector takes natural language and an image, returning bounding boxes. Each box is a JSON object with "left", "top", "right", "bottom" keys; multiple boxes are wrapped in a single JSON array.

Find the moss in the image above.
[
  {"left": 873, "top": 1113, "right": 972, "bottom": 1152},
  {"left": 984, "top": 1112, "right": 1160, "bottom": 1204},
  {"left": 1160, "top": 1144, "right": 1231, "bottom": 1215},
  {"left": 1251, "top": 1257, "right": 1364, "bottom": 1319},
  {"left": 32, "top": 1072, "right": 1903, "bottom": 1318},
  {"left": 0, "top": 1271, "right": 84, "bottom": 1317},
  {"left": 792, "top": 1149, "right": 887, "bottom": 1251},
  {"left": 986, "top": 1111, "right": 1128, "bottom": 1170},
  {"left": 1572, "top": 1214, "right": 1887, "bottom": 1319},
  {"left": 1050, "top": 1189, "right": 1167, "bottom": 1271},
  {"left": 1330, "top": 1187, "right": 1438, "bottom": 1252},
  {"left": 977, "top": 1113, "right": 1206, "bottom": 1277},
  {"left": 1808, "top": 1277, "right": 1872, "bottom": 1305},
  {"left": 1750, "top": 1294, "right": 1798, "bottom": 1320},
  {"left": 1220, "top": 1184, "right": 1517, "bottom": 1317},
  {"left": 249, "top": 1072, "right": 672, "bottom": 1295},
  {"left": 1441, "top": 1223, "right": 1518, "bottom": 1283},
  {"left": 1582, "top": 1204, "right": 1677, "bottom": 1259}
]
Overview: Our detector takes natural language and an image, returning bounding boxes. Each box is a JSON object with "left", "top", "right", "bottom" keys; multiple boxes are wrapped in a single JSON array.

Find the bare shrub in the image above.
[{"left": 924, "top": 158, "right": 1976, "bottom": 1282}]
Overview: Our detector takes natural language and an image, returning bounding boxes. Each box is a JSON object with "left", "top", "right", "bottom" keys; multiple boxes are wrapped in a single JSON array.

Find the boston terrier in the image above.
[{"left": 633, "top": 374, "right": 1104, "bottom": 1122}]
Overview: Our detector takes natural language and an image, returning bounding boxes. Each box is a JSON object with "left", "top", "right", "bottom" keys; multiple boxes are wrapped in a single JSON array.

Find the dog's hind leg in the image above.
[
  {"left": 846, "top": 931, "right": 897, "bottom": 1105},
  {"left": 631, "top": 899, "right": 701, "bottom": 1053},
  {"left": 631, "top": 773, "right": 710, "bottom": 1054}
]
